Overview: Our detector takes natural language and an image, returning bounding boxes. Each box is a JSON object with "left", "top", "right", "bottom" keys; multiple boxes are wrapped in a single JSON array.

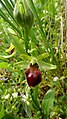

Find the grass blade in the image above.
[
  {"left": 0, "top": 9, "right": 21, "bottom": 36},
  {"left": 0, "top": 1, "right": 19, "bottom": 26}
]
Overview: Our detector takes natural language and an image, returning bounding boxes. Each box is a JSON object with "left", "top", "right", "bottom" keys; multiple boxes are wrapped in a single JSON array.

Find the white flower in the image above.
[{"left": 53, "top": 77, "right": 58, "bottom": 81}]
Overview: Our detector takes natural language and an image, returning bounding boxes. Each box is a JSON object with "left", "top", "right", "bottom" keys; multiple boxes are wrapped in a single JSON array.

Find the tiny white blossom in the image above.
[{"left": 53, "top": 77, "right": 58, "bottom": 81}]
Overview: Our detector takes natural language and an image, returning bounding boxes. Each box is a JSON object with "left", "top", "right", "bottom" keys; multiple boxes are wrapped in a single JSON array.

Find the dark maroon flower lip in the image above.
[
  {"left": 9, "top": 48, "right": 14, "bottom": 54},
  {"left": 25, "top": 66, "right": 42, "bottom": 87}
]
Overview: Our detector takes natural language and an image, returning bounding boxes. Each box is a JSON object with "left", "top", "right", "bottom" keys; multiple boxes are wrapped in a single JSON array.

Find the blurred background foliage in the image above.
[{"left": 0, "top": 0, "right": 67, "bottom": 119}]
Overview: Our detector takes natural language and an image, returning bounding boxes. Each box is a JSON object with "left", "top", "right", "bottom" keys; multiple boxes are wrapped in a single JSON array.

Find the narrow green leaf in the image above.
[
  {"left": 20, "top": 54, "right": 31, "bottom": 60},
  {"left": 12, "top": 37, "right": 26, "bottom": 54},
  {"left": 30, "top": 29, "right": 38, "bottom": 44},
  {"left": 0, "top": 1, "right": 19, "bottom": 26},
  {"left": 42, "top": 89, "right": 55, "bottom": 117},
  {"left": 9, "top": 0, "right": 15, "bottom": 7},
  {"left": 0, "top": 1, "right": 13, "bottom": 14},
  {"left": 1, "top": 0, "right": 13, "bottom": 12},
  {"left": 39, "top": 61, "right": 56, "bottom": 70},
  {"left": 0, "top": 9, "right": 21, "bottom": 36},
  {"left": 29, "top": 0, "right": 49, "bottom": 50},
  {"left": 37, "top": 53, "right": 49, "bottom": 61},
  {"left": 0, "top": 104, "right": 4, "bottom": 119},
  {"left": 42, "top": 89, "right": 55, "bottom": 100},
  {"left": 14, "top": 61, "right": 29, "bottom": 69}
]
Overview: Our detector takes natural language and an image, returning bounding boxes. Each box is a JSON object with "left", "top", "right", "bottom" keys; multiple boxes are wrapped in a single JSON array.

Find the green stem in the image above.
[{"left": 24, "top": 28, "right": 29, "bottom": 53}]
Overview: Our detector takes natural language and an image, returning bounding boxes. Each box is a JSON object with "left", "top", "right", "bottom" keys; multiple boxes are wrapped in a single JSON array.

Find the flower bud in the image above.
[{"left": 13, "top": 0, "right": 34, "bottom": 29}]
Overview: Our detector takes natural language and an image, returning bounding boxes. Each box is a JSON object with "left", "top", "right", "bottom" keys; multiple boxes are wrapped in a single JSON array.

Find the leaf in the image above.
[
  {"left": 39, "top": 61, "right": 56, "bottom": 70},
  {"left": 0, "top": 9, "right": 21, "bottom": 36},
  {"left": 12, "top": 36, "right": 26, "bottom": 54},
  {"left": 20, "top": 54, "right": 31, "bottom": 60},
  {"left": 42, "top": 89, "right": 55, "bottom": 100},
  {"left": 42, "top": 89, "right": 55, "bottom": 117},
  {"left": 2, "top": 114, "right": 15, "bottom": 119},
  {"left": 0, "top": 62, "right": 8, "bottom": 68},
  {"left": 0, "top": 104, "right": 4, "bottom": 119},
  {"left": 7, "top": 28, "right": 16, "bottom": 35},
  {"left": 14, "top": 60, "right": 29, "bottom": 69},
  {"left": 37, "top": 53, "right": 49, "bottom": 61},
  {"left": 22, "top": 101, "right": 32, "bottom": 118}
]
